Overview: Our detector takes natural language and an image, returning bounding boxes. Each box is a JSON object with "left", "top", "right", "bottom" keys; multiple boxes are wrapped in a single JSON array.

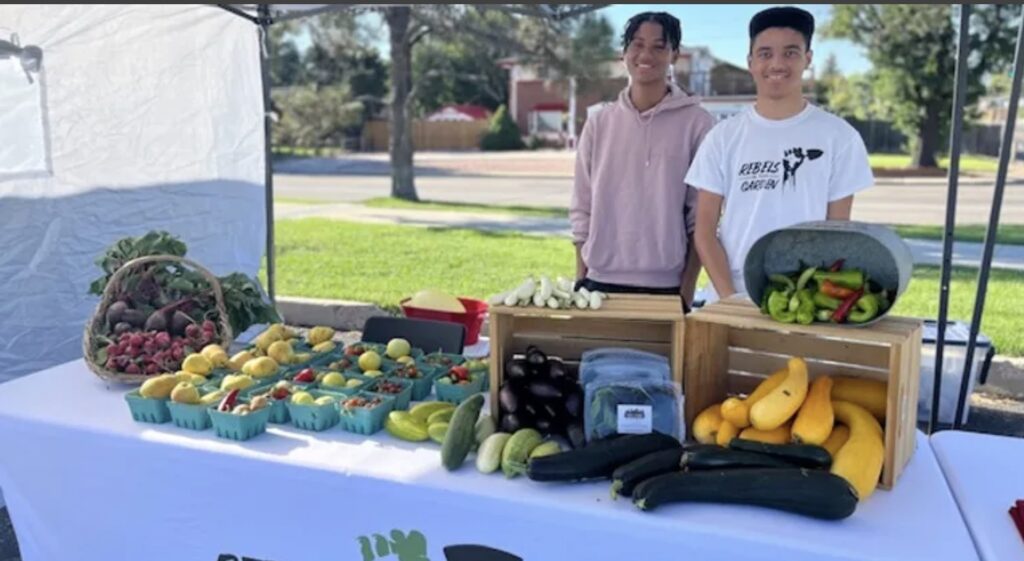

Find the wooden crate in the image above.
[
  {"left": 684, "top": 299, "right": 922, "bottom": 489},
  {"left": 487, "top": 295, "right": 686, "bottom": 419}
]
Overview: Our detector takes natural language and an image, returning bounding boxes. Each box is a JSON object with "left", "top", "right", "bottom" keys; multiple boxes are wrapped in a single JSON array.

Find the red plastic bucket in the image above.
[{"left": 400, "top": 297, "right": 489, "bottom": 345}]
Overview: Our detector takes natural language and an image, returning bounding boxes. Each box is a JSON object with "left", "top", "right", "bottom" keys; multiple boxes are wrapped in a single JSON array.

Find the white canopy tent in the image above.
[{"left": 0, "top": 5, "right": 272, "bottom": 382}]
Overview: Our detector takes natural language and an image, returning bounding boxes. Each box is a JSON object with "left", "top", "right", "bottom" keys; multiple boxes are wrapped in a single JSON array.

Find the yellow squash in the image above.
[
  {"left": 831, "top": 400, "right": 885, "bottom": 501},
  {"left": 716, "top": 420, "right": 740, "bottom": 447},
  {"left": 738, "top": 423, "right": 791, "bottom": 444},
  {"left": 747, "top": 368, "right": 789, "bottom": 405},
  {"left": 749, "top": 358, "right": 808, "bottom": 431},
  {"left": 791, "top": 376, "right": 835, "bottom": 445},
  {"left": 692, "top": 404, "right": 723, "bottom": 445},
  {"left": 822, "top": 424, "right": 851, "bottom": 458},
  {"left": 832, "top": 377, "right": 887, "bottom": 421},
  {"left": 719, "top": 397, "right": 750, "bottom": 429}
]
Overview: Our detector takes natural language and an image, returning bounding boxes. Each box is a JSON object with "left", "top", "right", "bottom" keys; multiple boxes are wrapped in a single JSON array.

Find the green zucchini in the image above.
[
  {"left": 610, "top": 448, "right": 683, "bottom": 499},
  {"left": 728, "top": 439, "right": 832, "bottom": 469},
  {"left": 633, "top": 468, "right": 858, "bottom": 520},
  {"left": 440, "top": 393, "right": 485, "bottom": 471},
  {"left": 681, "top": 447, "right": 801, "bottom": 470},
  {"left": 526, "top": 432, "right": 681, "bottom": 482}
]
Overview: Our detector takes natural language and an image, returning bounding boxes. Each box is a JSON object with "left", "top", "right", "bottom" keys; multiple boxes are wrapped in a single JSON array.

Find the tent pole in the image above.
[
  {"left": 952, "top": 12, "right": 1024, "bottom": 429},
  {"left": 257, "top": 4, "right": 276, "bottom": 306},
  {"left": 929, "top": 4, "right": 972, "bottom": 434}
]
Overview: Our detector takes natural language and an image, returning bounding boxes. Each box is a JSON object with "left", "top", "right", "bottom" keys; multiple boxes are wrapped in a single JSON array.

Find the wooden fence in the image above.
[{"left": 361, "top": 120, "right": 489, "bottom": 151}]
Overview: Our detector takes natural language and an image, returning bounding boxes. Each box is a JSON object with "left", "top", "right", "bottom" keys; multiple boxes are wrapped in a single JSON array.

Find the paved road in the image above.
[{"left": 273, "top": 173, "right": 1024, "bottom": 226}]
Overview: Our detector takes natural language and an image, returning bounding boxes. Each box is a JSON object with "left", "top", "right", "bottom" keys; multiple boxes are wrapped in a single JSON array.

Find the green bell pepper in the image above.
[
  {"left": 767, "top": 290, "right": 796, "bottom": 323},
  {"left": 795, "top": 289, "right": 816, "bottom": 325},
  {"left": 812, "top": 270, "right": 865, "bottom": 290},
  {"left": 813, "top": 292, "right": 842, "bottom": 310},
  {"left": 848, "top": 293, "right": 881, "bottom": 323},
  {"left": 816, "top": 308, "right": 834, "bottom": 322}
]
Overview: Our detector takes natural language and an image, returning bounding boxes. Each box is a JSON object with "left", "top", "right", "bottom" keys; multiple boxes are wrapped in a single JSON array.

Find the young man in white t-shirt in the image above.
[{"left": 685, "top": 6, "right": 874, "bottom": 301}]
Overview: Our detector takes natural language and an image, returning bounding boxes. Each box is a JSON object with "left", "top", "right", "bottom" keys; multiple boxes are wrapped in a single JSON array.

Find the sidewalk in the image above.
[{"left": 276, "top": 201, "right": 1024, "bottom": 270}]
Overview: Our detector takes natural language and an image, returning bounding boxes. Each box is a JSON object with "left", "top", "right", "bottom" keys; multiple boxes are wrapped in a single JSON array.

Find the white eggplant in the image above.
[{"left": 515, "top": 277, "right": 536, "bottom": 300}]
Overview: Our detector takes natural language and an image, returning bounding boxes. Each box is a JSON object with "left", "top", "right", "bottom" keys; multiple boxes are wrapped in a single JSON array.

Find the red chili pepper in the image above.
[
  {"left": 218, "top": 389, "right": 240, "bottom": 412},
  {"left": 821, "top": 280, "right": 856, "bottom": 299},
  {"left": 829, "top": 258, "right": 845, "bottom": 272},
  {"left": 831, "top": 289, "right": 864, "bottom": 323}
]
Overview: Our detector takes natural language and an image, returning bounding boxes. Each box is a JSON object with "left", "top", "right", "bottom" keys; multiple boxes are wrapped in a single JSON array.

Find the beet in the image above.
[
  {"left": 144, "top": 311, "right": 168, "bottom": 332},
  {"left": 105, "top": 301, "right": 129, "bottom": 326},
  {"left": 113, "top": 322, "right": 133, "bottom": 335},
  {"left": 171, "top": 311, "right": 193, "bottom": 337},
  {"left": 121, "top": 309, "right": 146, "bottom": 328}
]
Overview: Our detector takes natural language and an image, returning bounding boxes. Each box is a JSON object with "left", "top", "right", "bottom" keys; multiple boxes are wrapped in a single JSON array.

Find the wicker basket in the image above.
[{"left": 83, "top": 255, "right": 233, "bottom": 385}]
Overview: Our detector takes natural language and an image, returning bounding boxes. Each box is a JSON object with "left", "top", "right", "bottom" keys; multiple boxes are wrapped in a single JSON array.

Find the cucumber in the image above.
[
  {"left": 427, "top": 408, "right": 455, "bottom": 426},
  {"left": 529, "top": 440, "right": 562, "bottom": 459},
  {"left": 681, "top": 447, "right": 802, "bottom": 470},
  {"left": 526, "top": 432, "right": 681, "bottom": 482},
  {"left": 428, "top": 422, "right": 449, "bottom": 444},
  {"left": 410, "top": 401, "right": 454, "bottom": 424},
  {"left": 610, "top": 448, "right": 684, "bottom": 499},
  {"left": 476, "top": 432, "right": 511, "bottom": 473},
  {"left": 501, "top": 428, "right": 543, "bottom": 478},
  {"left": 475, "top": 415, "right": 497, "bottom": 446},
  {"left": 440, "top": 393, "right": 485, "bottom": 471},
  {"left": 385, "top": 412, "right": 429, "bottom": 442},
  {"left": 728, "top": 439, "right": 832, "bottom": 469},
  {"left": 632, "top": 468, "right": 858, "bottom": 520}
]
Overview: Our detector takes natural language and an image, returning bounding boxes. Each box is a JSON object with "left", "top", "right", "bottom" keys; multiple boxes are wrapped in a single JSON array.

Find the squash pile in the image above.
[{"left": 693, "top": 357, "right": 888, "bottom": 501}]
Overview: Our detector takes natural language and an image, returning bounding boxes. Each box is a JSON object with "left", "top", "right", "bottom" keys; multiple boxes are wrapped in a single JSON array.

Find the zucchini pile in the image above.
[{"left": 526, "top": 433, "right": 858, "bottom": 521}]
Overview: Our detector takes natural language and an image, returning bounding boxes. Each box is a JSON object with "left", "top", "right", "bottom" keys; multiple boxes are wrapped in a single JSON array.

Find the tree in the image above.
[
  {"left": 480, "top": 105, "right": 525, "bottom": 150},
  {"left": 825, "top": 4, "right": 1022, "bottom": 168},
  {"left": 273, "top": 85, "right": 364, "bottom": 152},
  {"left": 379, "top": 4, "right": 606, "bottom": 201},
  {"left": 814, "top": 53, "right": 841, "bottom": 108}
]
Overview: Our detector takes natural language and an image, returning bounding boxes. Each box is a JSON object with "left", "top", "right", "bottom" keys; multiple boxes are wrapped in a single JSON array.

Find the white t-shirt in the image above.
[{"left": 685, "top": 103, "right": 873, "bottom": 299}]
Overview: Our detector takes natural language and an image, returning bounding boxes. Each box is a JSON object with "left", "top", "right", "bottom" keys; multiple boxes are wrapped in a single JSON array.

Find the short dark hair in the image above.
[
  {"left": 749, "top": 6, "right": 815, "bottom": 50},
  {"left": 621, "top": 12, "right": 681, "bottom": 51}
]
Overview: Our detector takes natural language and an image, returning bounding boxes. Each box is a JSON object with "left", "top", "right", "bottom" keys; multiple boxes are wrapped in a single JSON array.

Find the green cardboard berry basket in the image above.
[
  {"left": 125, "top": 391, "right": 171, "bottom": 424},
  {"left": 337, "top": 392, "right": 395, "bottom": 435},
  {"left": 364, "top": 377, "right": 414, "bottom": 411},
  {"left": 240, "top": 386, "right": 290, "bottom": 424},
  {"left": 391, "top": 363, "right": 443, "bottom": 401},
  {"left": 433, "top": 373, "right": 484, "bottom": 404},
  {"left": 208, "top": 400, "right": 273, "bottom": 441},
  {"left": 284, "top": 390, "right": 343, "bottom": 431},
  {"left": 167, "top": 400, "right": 212, "bottom": 430}
]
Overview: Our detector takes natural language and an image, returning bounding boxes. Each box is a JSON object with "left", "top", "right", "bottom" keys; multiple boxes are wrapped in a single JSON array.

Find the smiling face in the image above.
[
  {"left": 748, "top": 27, "right": 812, "bottom": 101},
  {"left": 623, "top": 21, "right": 678, "bottom": 86}
]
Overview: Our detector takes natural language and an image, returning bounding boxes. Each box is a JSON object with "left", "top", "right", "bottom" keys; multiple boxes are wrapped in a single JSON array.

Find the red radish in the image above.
[
  {"left": 129, "top": 334, "right": 144, "bottom": 347},
  {"left": 125, "top": 363, "right": 141, "bottom": 374}
]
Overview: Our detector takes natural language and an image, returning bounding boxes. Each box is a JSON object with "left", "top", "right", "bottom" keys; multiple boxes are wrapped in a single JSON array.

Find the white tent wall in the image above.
[{"left": 0, "top": 5, "right": 267, "bottom": 383}]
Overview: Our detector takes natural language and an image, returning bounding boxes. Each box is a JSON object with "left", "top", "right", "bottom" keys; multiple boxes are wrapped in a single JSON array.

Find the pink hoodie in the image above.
[{"left": 571, "top": 84, "right": 714, "bottom": 288}]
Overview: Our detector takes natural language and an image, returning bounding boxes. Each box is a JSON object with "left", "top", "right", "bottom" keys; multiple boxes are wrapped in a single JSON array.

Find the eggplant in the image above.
[
  {"left": 535, "top": 417, "right": 553, "bottom": 433},
  {"left": 501, "top": 413, "right": 523, "bottom": 433},
  {"left": 563, "top": 390, "right": 583, "bottom": 419},
  {"left": 505, "top": 358, "right": 529, "bottom": 380},
  {"left": 526, "top": 346, "right": 547, "bottom": 369},
  {"left": 566, "top": 421, "right": 586, "bottom": 449},
  {"left": 498, "top": 383, "right": 519, "bottom": 414},
  {"left": 527, "top": 379, "right": 564, "bottom": 401},
  {"left": 547, "top": 359, "right": 568, "bottom": 380}
]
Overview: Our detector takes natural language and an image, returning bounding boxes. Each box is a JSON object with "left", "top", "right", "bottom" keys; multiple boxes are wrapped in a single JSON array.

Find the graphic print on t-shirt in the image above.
[
  {"left": 781, "top": 147, "right": 824, "bottom": 188},
  {"left": 737, "top": 147, "right": 823, "bottom": 193}
]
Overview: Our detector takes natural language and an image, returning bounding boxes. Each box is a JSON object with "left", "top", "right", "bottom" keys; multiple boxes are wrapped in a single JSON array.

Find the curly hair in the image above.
[{"left": 621, "top": 12, "right": 681, "bottom": 51}]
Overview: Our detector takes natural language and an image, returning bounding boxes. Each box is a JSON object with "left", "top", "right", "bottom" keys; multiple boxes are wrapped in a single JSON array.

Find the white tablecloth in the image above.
[
  {"left": 931, "top": 431, "right": 1024, "bottom": 561},
  {"left": 0, "top": 360, "right": 979, "bottom": 561}
]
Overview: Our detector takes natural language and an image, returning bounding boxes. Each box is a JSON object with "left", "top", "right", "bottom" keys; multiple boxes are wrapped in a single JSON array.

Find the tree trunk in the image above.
[
  {"left": 910, "top": 102, "right": 942, "bottom": 168},
  {"left": 385, "top": 7, "right": 418, "bottom": 201}
]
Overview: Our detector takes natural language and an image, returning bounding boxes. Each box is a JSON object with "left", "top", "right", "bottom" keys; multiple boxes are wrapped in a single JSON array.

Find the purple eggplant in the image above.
[
  {"left": 527, "top": 379, "right": 564, "bottom": 401},
  {"left": 498, "top": 383, "right": 519, "bottom": 414}
]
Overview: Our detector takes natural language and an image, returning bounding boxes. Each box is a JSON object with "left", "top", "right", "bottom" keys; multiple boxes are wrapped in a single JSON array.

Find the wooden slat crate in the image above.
[
  {"left": 684, "top": 298, "right": 923, "bottom": 489},
  {"left": 487, "top": 294, "right": 686, "bottom": 419}
]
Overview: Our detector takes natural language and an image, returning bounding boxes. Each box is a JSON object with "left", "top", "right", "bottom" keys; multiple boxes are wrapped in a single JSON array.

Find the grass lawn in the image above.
[
  {"left": 269, "top": 218, "right": 1024, "bottom": 357},
  {"left": 362, "top": 197, "right": 568, "bottom": 218},
  {"left": 869, "top": 153, "right": 1001, "bottom": 173},
  {"left": 889, "top": 224, "right": 1024, "bottom": 246}
]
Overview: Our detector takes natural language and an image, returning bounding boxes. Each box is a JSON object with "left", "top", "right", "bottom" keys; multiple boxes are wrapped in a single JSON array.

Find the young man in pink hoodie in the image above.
[{"left": 570, "top": 12, "right": 715, "bottom": 310}]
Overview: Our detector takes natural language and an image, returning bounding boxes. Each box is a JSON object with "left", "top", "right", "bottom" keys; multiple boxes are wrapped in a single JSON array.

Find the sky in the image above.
[{"left": 306, "top": 4, "right": 872, "bottom": 76}]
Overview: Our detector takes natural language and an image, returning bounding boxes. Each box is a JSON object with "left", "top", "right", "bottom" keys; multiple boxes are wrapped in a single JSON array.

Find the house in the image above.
[
  {"left": 425, "top": 104, "right": 492, "bottom": 122},
  {"left": 501, "top": 51, "right": 817, "bottom": 144}
]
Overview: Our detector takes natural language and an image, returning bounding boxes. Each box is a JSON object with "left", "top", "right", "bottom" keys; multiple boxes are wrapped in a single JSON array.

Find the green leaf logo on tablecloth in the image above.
[
  {"left": 356, "top": 530, "right": 523, "bottom": 561},
  {"left": 358, "top": 530, "right": 430, "bottom": 561}
]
